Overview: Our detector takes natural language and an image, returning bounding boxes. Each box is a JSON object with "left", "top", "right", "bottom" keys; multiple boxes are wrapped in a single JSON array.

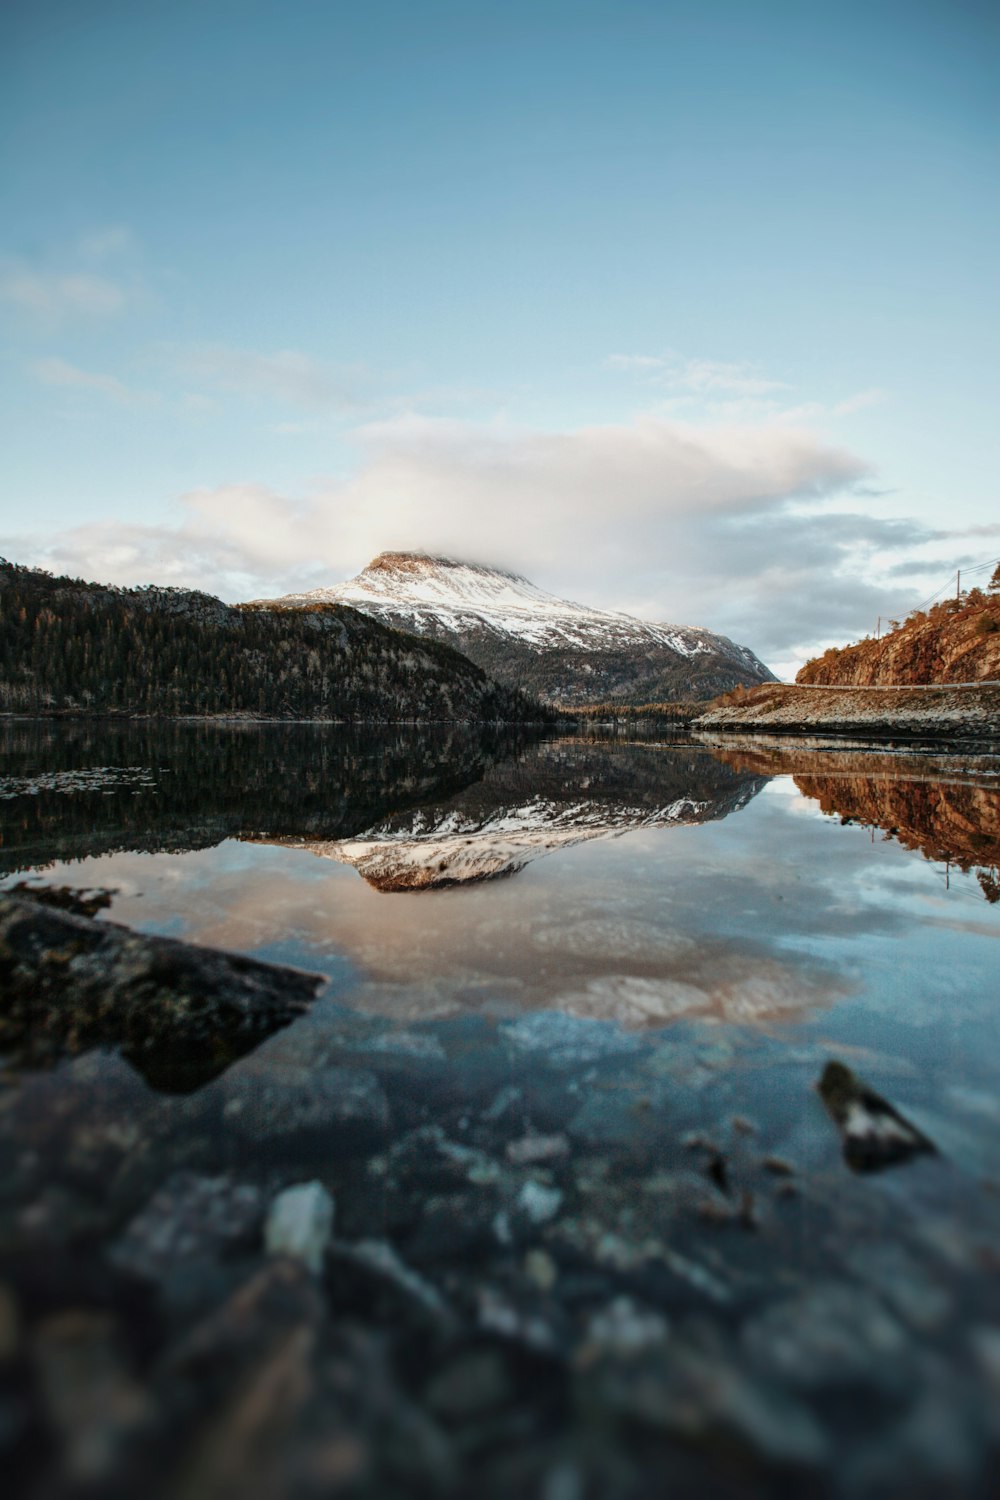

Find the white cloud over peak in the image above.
[{"left": 4, "top": 410, "right": 903, "bottom": 668}]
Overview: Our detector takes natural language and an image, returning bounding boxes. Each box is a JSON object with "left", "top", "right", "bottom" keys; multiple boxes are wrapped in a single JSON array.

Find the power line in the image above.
[{"left": 908, "top": 555, "right": 999, "bottom": 617}]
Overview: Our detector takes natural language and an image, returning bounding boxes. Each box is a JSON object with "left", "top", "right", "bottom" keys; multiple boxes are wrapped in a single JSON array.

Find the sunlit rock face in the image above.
[
  {"left": 257, "top": 552, "right": 776, "bottom": 705},
  {"left": 796, "top": 591, "right": 1000, "bottom": 686}
]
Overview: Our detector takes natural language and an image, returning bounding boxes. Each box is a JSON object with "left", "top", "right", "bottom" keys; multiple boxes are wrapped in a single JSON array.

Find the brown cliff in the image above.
[{"left": 797, "top": 592, "right": 1000, "bottom": 686}]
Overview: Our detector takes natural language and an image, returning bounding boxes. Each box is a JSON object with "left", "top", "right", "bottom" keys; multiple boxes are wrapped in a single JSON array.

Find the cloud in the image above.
[
  {"left": 606, "top": 354, "right": 670, "bottom": 372},
  {"left": 77, "top": 225, "right": 137, "bottom": 261},
  {"left": 3, "top": 411, "right": 892, "bottom": 668},
  {"left": 606, "top": 352, "right": 788, "bottom": 398},
  {"left": 831, "top": 388, "right": 888, "bottom": 416},
  {"left": 180, "top": 345, "right": 370, "bottom": 411},
  {"left": 31, "top": 356, "right": 155, "bottom": 406},
  {"left": 0, "top": 265, "right": 129, "bottom": 323},
  {"left": 607, "top": 353, "right": 890, "bottom": 431}
]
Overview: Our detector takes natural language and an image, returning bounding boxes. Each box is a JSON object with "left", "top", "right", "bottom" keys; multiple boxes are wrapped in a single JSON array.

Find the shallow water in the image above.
[{"left": 2, "top": 720, "right": 999, "bottom": 1496}]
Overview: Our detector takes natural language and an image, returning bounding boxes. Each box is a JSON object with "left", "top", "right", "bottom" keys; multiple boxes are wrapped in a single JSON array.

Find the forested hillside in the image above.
[{"left": 0, "top": 561, "right": 547, "bottom": 721}]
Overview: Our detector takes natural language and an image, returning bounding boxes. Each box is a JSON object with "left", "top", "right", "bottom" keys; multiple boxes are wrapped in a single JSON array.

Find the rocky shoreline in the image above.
[{"left": 693, "top": 681, "right": 1000, "bottom": 742}]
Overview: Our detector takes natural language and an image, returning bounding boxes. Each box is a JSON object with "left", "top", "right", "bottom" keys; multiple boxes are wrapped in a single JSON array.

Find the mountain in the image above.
[
  {"left": 255, "top": 552, "right": 776, "bottom": 705},
  {"left": 0, "top": 560, "right": 546, "bottom": 722},
  {"left": 797, "top": 586, "right": 1000, "bottom": 686},
  {"left": 263, "top": 740, "right": 765, "bottom": 889}
]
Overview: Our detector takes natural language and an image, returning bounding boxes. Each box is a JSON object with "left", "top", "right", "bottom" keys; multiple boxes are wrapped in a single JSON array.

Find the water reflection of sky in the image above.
[{"left": 27, "top": 758, "right": 999, "bottom": 1093}]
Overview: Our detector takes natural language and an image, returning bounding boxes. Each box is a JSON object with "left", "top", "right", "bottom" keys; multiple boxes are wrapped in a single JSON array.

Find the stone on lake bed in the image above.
[
  {"left": 264, "top": 1182, "right": 334, "bottom": 1274},
  {"left": 743, "top": 1281, "right": 912, "bottom": 1396},
  {"left": 582, "top": 1328, "right": 828, "bottom": 1469},
  {"left": 425, "top": 1348, "right": 512, "bottom": 1419},
  {"left": 499, "top": 1011, "right": 641, "bottom": 1070},
  {"left": 223, "top": 1064, "right": 390, "bottom": 1151},
  {"left": 505, "top": 1132, "right": 570, "bottom": 1165},
  {"left": 583, "top": 1296, "right": 670, "bottom": 1360},
  {"left": 328, "top": 1238, "right": 455, "bottom": 1325},
  {"left": 31, "top": 1310, "right": 155, "bottom": 1484},
  {"left": 109, "top": 1173, "right": 263, "bottom": 1284},
  {"left": 517, "top": 1180, "right": 564, "bottom": 1224}
]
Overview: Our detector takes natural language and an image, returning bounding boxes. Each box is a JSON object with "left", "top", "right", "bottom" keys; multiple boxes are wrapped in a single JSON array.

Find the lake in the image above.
[{"left": 2, "top": 720, "right": 999, "bottom": 1497}]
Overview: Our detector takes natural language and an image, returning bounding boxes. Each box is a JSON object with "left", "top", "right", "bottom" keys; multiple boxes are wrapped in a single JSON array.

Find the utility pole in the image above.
[
  {"left": 957, "top": 569, "right": 961, "bottom": 602},
  {"left": 876, "top": 615, "right": 881, "bottom": 639}
]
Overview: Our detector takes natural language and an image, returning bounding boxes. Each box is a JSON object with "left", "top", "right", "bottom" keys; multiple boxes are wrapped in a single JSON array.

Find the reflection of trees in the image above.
[
  {"left": 368, "top": 738, "right": 766, "bottom": 836},
  {"left": 1, "top": 725, "right": 766, "bottom": 888},
  {"left": 704, "top": 739, "right": 1000, "bottom": 901},
  {"left": 0, "top": 721, "right": 537, "bottom": 877}
]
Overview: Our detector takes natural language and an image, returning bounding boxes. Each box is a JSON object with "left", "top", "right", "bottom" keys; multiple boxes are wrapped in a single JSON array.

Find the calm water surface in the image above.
[{"left": 2, "top": 720, "right": 999, "bottom": 1495}]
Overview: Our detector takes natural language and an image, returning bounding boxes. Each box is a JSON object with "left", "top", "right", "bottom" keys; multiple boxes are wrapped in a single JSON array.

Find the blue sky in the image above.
[{"left": 2, "top": 0, "right": 998, "bottom": 672}]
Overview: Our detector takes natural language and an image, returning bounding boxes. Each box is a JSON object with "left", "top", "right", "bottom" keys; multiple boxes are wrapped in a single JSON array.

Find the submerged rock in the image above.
[
  {"left": 31, "top": 1309, "right": 155, "bottom": 1485},
  {"left": 505, "top": 1132, "right": 570, "bottom": 1166},
  {"left": 425, "top": 1348, "right": 512, "bottom": 1420},
  {"left": 109, "top": 1172, "right": 263, "bottom": 1285},
  {"left": 818, "top": 1060, "right": 937, "bottom": 1172},
  {"left": 579, "top": 1326, "right": 828, "bottom": 1470},
  {"left": 743, "top": 1281, "right": 913, "bottom": 1397},
  {"left": 328, "top": 1238, "right": 456, "bottom": 1327},
  {"left": 581, "top": 1296, "right": 670, "bottom": 1361},
  {"left": 516, "top": 1180, "right": 563, "bottom": 1226},
  {"left": 0, "top": 890, "right": 325, "bottom": 1091},
  {"left": 157, "top": 1257, "right": 327, "bottom": 1498},
  {"left": 264, "top": 1181, "right": 334, "bottom": 1274},
  {"left": 223, "top": 1064, "right": 390, "bottom": 1152},
  {"left": 499, "top": 1012, "right": 641, "bottom": 1070}
]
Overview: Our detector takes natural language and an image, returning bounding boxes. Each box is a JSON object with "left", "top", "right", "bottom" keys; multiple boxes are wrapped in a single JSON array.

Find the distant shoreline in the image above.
[
  {"left": 0, "top": 711, "right": 556, "bottom": 728},
  {"left": 693, "top": 681, "right": 1000, "bottom": 745}
]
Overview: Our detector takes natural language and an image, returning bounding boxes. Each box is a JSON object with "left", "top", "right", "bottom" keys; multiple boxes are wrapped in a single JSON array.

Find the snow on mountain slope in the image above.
[
  {"left": 254, "top": 738, "right": 766, "bottom": 890},
  {"left": 253, "top": 552, "right": 775, "bottom": 703},
  {"left": 263, "top": 553, "right": 754, "bottom": 658},
  {"left": 268, "top": 790, "right": 738, "bottom": 891}
]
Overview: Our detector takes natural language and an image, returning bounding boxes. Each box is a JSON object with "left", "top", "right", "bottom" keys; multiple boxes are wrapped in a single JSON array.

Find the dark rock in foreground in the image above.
[
  {"left": 0, "top": 891, "right": 325, "bottom": 1092},
  {"left": 818, "top": 1061, "right": 937, "bottom": 1172}
]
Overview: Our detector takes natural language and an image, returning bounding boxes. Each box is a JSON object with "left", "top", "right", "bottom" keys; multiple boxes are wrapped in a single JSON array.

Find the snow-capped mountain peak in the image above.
[
  {"left": 252, "top": 551, "right": 775, "bottom": 703},
  {"left": 261, "top": 551, "right": 727, "bottom": 654}
]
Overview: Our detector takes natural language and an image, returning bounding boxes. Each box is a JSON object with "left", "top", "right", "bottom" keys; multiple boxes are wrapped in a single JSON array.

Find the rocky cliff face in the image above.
[{"left": 797, "top": 593, "right": 1000, "bottom": 686}]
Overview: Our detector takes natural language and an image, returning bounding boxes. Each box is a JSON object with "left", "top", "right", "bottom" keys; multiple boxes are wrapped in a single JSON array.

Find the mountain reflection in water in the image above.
[
  {"left": 1, "top": 722, "right": 766, "bottom": 890},
  {"left": 260, "top": 739, "right": 765, "bottom": 889}
]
